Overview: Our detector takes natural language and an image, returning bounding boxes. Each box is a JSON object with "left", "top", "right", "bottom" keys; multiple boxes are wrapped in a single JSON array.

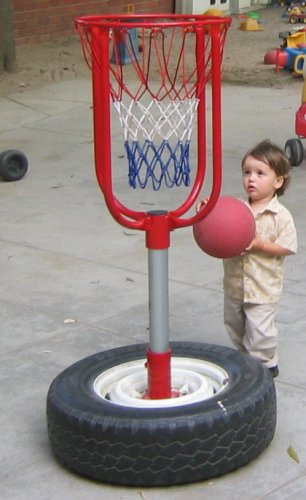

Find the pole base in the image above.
[{"left": 146, "top": 348, "right": 172, "bottom": 399}]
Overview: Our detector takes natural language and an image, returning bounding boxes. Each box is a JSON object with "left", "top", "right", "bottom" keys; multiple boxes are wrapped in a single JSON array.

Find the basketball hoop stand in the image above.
[
  {"left": 46, "top": 14, "right": 277, "bottom": 487},
  {"left": 76, "top": 14, "right": 230, "bottom": 400}
]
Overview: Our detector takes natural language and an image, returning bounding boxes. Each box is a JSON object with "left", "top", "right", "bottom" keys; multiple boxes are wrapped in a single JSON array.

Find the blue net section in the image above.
[{"left": 126, "top": 139, "right": 191, "bottom": 190}]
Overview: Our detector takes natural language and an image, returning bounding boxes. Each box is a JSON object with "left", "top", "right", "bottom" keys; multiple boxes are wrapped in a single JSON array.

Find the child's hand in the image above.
[
  {"left": 196, "top": 197, "right": 209, "bottom": 213},
  {"left": 244, "top": 233, "right": 264, "bottom": 253}
]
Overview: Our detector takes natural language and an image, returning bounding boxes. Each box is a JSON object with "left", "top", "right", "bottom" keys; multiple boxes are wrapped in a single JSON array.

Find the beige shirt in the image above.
[{"left": 223, "top": 196, "right": 297, "bottom": 304}]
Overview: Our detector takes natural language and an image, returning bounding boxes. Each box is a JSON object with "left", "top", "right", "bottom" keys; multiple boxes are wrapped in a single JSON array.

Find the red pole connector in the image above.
[{"left": 146, "top": 348, "right": 172, "bottom": 399}]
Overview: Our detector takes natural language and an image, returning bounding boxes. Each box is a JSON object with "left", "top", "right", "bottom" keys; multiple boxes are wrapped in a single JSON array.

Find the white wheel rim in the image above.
[{"left": 93, "top": 357, "right": 229, "bottom": 408}]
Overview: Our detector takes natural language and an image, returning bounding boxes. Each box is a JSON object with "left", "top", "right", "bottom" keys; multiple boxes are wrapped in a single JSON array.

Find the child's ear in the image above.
[{"left": 276, "top": 176, "right": 284, "bottom": 189}]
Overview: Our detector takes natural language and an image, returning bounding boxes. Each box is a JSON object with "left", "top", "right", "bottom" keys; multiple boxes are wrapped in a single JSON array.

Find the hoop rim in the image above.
[
  {"left": 75, "top": 13, "right": 231, "bottom": 29},
  {"left": 75, "top": 11, "right": 231, "bottom": 228}
]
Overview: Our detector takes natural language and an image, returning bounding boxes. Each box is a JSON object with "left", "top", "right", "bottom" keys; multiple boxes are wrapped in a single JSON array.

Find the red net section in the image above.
[{"left": 76, "top": 16, "right": 230, "bottom": 102}]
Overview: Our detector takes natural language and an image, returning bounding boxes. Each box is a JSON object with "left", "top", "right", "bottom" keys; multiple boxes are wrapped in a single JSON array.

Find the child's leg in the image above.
[
  {"left": 243, "top": 303, "right": 278, "bottom": 368},
  {"left": 224, "top": 295, "right": 247, "bottom": 352}
]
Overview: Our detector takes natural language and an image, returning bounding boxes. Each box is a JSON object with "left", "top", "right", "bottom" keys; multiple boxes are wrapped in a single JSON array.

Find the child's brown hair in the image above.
[{"left": 241, "top": 140, "right": 291, "bottom": 196}]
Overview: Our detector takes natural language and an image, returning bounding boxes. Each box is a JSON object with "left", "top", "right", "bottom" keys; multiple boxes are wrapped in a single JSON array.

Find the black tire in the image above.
[
  {"left": 47, "top": 342, "right": 276, "bottom": 486},
  {"left": 285, "top": 138, "right": 304, "bottom": 166},
  {"left": 0, "top": 149, "right": 28, "bottom": 181}
]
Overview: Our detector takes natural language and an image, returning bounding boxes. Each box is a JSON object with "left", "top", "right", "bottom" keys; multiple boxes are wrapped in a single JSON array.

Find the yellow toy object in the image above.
[
  {"left": 239, "top": 18, "right": 263, "bottom": 31},
  {"left": 298, "top": 56, "right": 306, "bottom": 103},
  {"left": 128, "top": 3, "right": 135, "bottom": 14},
  {"left": 286, "top": 31, "right": 306, "bottom": 49},
  {"left": 293, "top": 51, "right": 306, "bottom": 103},
  {"left": 293, "top": 54, "right": 306, "bottom": 77},
  {"left": 203, "top": 9, "right": 223, "bottom": 32},
  {"left": 302, "top": 80, "right": 306, "bottom": 103},
  {"left": 203, "top": 8, "right": 222, "bottom": 17},
  {"left": 288, "top": 6, "right": 306, "bottom": 24}
]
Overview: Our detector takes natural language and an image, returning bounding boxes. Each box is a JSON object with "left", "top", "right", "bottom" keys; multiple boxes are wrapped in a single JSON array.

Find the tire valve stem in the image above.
[{"left": 217, "top": 400, "right": 228, "bottom": 414}]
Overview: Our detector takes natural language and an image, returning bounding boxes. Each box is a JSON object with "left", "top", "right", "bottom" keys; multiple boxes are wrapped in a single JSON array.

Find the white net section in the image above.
[{"left": 113, "top": 98, "right": 199, "bottom": 143}]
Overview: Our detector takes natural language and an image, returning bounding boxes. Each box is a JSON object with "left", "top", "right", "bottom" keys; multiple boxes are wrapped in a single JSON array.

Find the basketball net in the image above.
[
  {"left": 77, "top": 18, "right": 229, "bottom": 190},
  {"left": 114, "top": 98, "right": 198, "bottom": 189}
]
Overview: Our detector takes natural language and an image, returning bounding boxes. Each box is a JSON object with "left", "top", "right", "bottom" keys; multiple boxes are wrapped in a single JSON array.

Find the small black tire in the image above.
[
  {"left": 0, "top": 149, "right": 28, "bottom": 181},
  {"left": 285, "top": 138, "right": 304, "bottom": 166},
  {"left": 47, "top": 342, "right": 276, "bottom": 486}
]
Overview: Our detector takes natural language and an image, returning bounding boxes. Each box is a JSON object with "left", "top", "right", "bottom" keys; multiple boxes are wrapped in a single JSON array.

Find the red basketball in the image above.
[{"left": 193, "top": 196, "right": 256, "bottom": 259}]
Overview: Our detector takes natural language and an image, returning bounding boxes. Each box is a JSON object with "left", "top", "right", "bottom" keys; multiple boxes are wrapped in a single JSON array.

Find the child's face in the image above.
[{"left": 242, "top": 155, "right": 284, "bottom": 203}]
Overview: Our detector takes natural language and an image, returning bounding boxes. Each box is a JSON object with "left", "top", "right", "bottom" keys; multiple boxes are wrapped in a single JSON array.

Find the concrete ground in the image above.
[{"left": 1, "top": 76, "right": 306, "bottom": 499}]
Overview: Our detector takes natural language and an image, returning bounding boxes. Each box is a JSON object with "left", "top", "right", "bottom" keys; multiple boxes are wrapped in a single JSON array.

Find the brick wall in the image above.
[{"left": 14, "top": 0, "right": 174, "bottom": 45}]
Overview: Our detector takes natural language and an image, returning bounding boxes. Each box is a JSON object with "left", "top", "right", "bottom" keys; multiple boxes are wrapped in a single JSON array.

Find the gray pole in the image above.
[{"left": 148, "top": 248, "right": 169, "bottom": 353}]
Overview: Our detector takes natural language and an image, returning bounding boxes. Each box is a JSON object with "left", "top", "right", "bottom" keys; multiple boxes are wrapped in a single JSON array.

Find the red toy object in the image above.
[
  {"left": 289, "top": 7, "right": 306, "bottom": 24},
  {"left": 193, "top": 196, "right": 256, "bottom": 258},
  {"left": 296, "top": 102, "right": 306, "bottom": 136},
  {"left": 264, "top": 48, "right": 278, "bottom": 65},
  {"left": 275, "top": 48, "right": 288, "bottom": 72},
  {"left": 285, "top": 102, "right": 306, "bottom": 166}
]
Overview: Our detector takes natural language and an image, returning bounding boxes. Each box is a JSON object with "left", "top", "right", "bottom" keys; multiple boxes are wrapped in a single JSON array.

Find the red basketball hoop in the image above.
[
  {"left": 76, "top": 14, "right": 230, "bottom": 194},
  {"left": 75, "top": 14, "right": 231, "bottom": 398}
]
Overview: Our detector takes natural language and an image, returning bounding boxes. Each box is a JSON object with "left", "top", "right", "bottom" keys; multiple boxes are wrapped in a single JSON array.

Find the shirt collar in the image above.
[{"left": 246, "top": 195, "right": 280, "bottom": 215}]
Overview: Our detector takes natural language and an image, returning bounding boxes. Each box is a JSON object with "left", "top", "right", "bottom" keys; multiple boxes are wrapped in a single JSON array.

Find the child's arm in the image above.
[{"left": 246, "top": 235, "right": 295, "bottom": 256}]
